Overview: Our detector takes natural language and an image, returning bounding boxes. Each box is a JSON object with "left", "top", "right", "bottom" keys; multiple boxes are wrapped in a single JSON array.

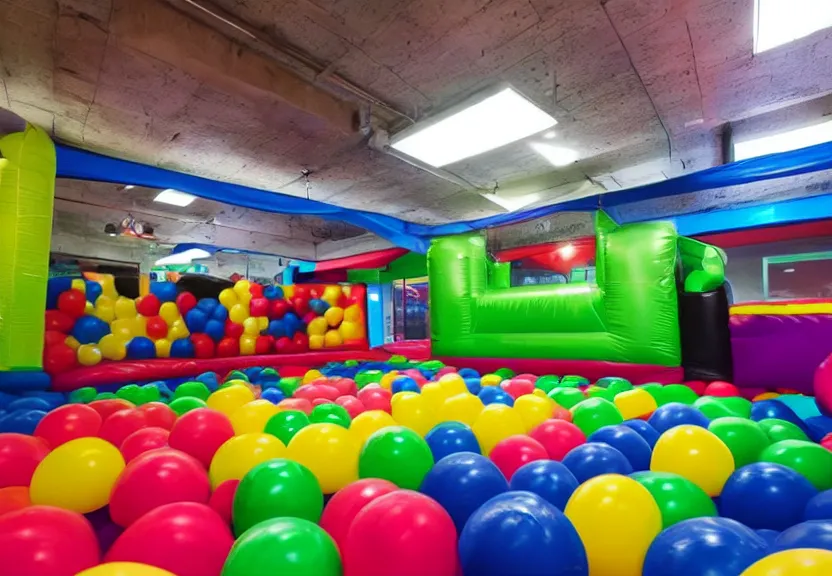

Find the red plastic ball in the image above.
[
  {"left": 249, "top": 283, "right": 264, "bottom": 298},
  {"left": 276, "top": 398, "right": 313, "bottom": 414},
  {"left": 225, "top": 321, "right": 244, "bottom": 339},
  {"left": 120, "top": 427, "right": 170, "bottom": 462},
  {"left": 0, "top": 506, "right": 99, "bottom": 576},
  {"left": 106, "top": 502, "right": 234, "bottom": 576},
  {"left": 294, "top": 384, "right": 341, "bottom": 401},
  {"left": 249, "top": 297, "right": 269, "bottom": 317},
  {"left": 44, "top": 330, "right": 67, "bottom": 347},
  {"left": 321, "top": 478, "right": 399, "bottom": 551},
  {"left": 331, "top": 378, "right": 358, "bottom": 397},
  {"left": 135, "top": 402, "right": 177, "bottom": 430},
  {"left": 190, "top": 333, "right": 215, "bottom": 359},
  {"left": 176, "top": 292, "right": 198, "bottom": 315},
  {"left": 489, "top": 435, "right": 548, "bottom": 480},
  {"left": 34, "top": 404, "right": 102, "bottom": 448},
  {"left": 0, "top": 486, "right": 30, "bottom": 517},
  {"left": 88, "top": 399, "right": 136, "bottom": 421},
  {"left": 529, "top": 419, "right": 586, "bottom": 461},
  {"left": 57, "top": 289, "right": 86, "bottom": 318},
  {"left": 274, "top": 336, "right": 293, "bottom": 353},
  {"left": 43, "top": 343, "right": 78, "bottom": 375},
  {"left": 684, "top": 380, "right": 708, "bottom": 396},
  {"left": 136, "top": 294, "right": 161, "bottom": 317},
  {"left": 255, "top": 335, "right": 272, "bottom": 355},
  {"left": 335, "top": 396, "right": 366, "bottom": 419},
  {"left": 294, "top": 285, "right": 309, "bottom": 299},
  {"left": 208, "top": 479, "right": 239, "bottom": 525},
  {"left": 552, "top": 406, "right": 573, "bottom": 422},
  {"left": 500, "top": 378, "right": 535, "bottom": 399},
  {"left": 343, "top": 490, "right": 458, "bottom": 576},
  {"left": 99, "top": 409, "right": 149, "bottom": 447},
  {"left": 292, "top": 297, "right": 310, "bottom": 316},
  {"left": 0, "top": 433, "right": 50, "bottom": 488},
  {"left": 110, "top": 449, "right": 211, "bottom": 527},
  {"left": 312, "top": 398, "right": 334, "bottom": 407},
  {"left": 168, "top": 408, "right": 235, "bottom": 468},
  {"left": 704, "top": 381, "right": 740, "bottom": 397},
  {"left": 292, "top": 332, "right": 309, "bottom": 352},
  {"left": 146, "top": 316, "right": 169, "bottom": 340},
  {"left": 357, "top": 386, "right": 393, "bottom": 413},
  {"left": 822, "top": 433, "right": 832, "bottom": 452},
  {"left": 216, "top": 337, "right": 240, "bottom": 358},
  {"left": 45, "top": 309, "right": 75, "bottom": 333},
  {"left": 302, "top": 311, "right": 318, "bottom": 325},
  {"left": 269, "top": 299, "right": 291, "bottom": 320}
]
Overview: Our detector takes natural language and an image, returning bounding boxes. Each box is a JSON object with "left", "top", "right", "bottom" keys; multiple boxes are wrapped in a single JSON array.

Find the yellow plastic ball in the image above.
[
  {"left": 324, "top": 306, "right": 344, "bottom": 327},
  {"left": 257, "top": 316, "right": 268, "bottom": 332},
  {"left": 209, "top": 433, "right": 286, "bottom": 489},
  {"left": 740, "top": 549, "right": 832, "bottom": 576},
  {"left": 282, "top": 285, "right": 295, "bottom": 300},
  {"left": 437, "top": 393, "right": 484, "bottom": 426},
  {"left": 218, "top": 288, "right": 238, "bottom": 309},
  {"left": 99, "top": 334, "right": 127, "bottom": 361},
  {"left": 240, "top": 335, "right": 257, "bottom": 355},
  {"left": 323, "top": 329, "right": 343, "bottom": 348},
  {"left": 111, "top": 319, "right": 133, "bottom": 341},
  {"left": 321, "top": 285, "right": 343, "bottom": 306},
  {"left": 306, "top": 317, "right": 327, "bottom": 337},
  {"left": 233, "top": 279, "right": 251, "bottom": 297},
  {"left": 309, "top": 334, "right": 325, "bottom": 350},
  {"left": 614, "top": 388, "right": 658, "bottom": 420},
  {"left": 753, "top": 392, "right": 780, "bottom": 402},
  {"left": 207, "top": 384, "right": 256, "bottom": 417},
  {"left": 472, "top": 404, "right": 525, "bottom": 455},
  {"left": 565, "top": 474, "right": 662, "bottom": 576},
  {"left": 132, "top": 316, "right": 148, "bottom": 338},
  {"left": 338, "top": 321, "right": 360, "bottom": 341},
  {"left": 71, "top": 278, "right": 87, "bottom": 293},
  {"left": 30, "top": 437, "right": 125, "bottom": 513},
  {"left": 287, "top": 423, "right": 360, "bottom": 493},
  {"left": 230, "top": 304, "right": 250, "bottom": 325},
  {"left": 99, "top": 275, "right": 118, "bottom": 300},
  {"left": 514, "top": 394, "right": 554, "bottom": 432},
  {"left": 480, "top": 374, "right": 502, "bottom": 387},
  {"left": 230, "top": 400, "right": 279, "bottom": 435},
  {"left": 242, "top": 317, "right": 260, "bottom": 336},
  {"left": 438, "top": 373, "right": 468, "bottom": 396},
  {"left": 159, "top": 301, "right": 180, "bottom": 324},
  {"left": 344, "top": 304, "right": 362, "bottom": 323},
  {"left": 155, "top": 338, "right": 172, "bottom": 358},
  {"left": 167, "top": 319, "right": 189, "bottom": 341},
  {"left": 64, "top": 335, "right": 81, "bottom": 351},
  {"left": 303, "top": 369, "right": 324, "bottom": 384},
  {"left": 651, "top": 424, "right": 735, "bottom": 496},
  {"left": 94, "top": 296, "right": 116, "bottom": 323},
  {"left": 77, "top": 344, "right": 102, "bottom": 366},
  {"left": 84, "top": 301, "right": 95, "bottom": 315},
  {"left": 76, "top": 563, "right": 176, "bottom": 576},
  {"left": 391, "top": 391, "right": 419, "bottom": 410},
  {"left": 350, "top": 410, "right": 396, "bottom": 446},
  {"left": 421, "top": 382, "right": 454, "bottom": 414},
  {"left": 114, "top": 297, "right": 137, "bottom": 319},
  {"left": 379, "top": 371, "right": 399, "bottom": 391},
  {"left": 392, "top": 393, "right": 437, "bottom": 436}
]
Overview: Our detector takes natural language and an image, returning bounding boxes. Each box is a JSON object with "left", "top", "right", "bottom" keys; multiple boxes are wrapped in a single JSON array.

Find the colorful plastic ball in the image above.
[
  {"left": 72, "top": 315, "right": 111, "bottom": 345},
  {"left": 424, "top": 421, "right": 481, "bottom": 461},
  {"left": 758, "top": 417, "right": 810, "bottom": 442},
  {"left": 58, "top": 288, "right": 87, "bottom": 318},
  {"left": 708, "top": 417, "right": 771, "bottom": 468},
  {"left": 319, "top": 478, "right": 398, "bottom": 551},
  {"left": 805, "top": 490, "right": 832, "bottom": 521},
  {"left": 34, "top": 404, "right": 102, "bottom": 448},
  {"left": 565, "top": 474, "right": 661, "bottom": 576},
  {"left": 459, "top": 490, "right": 588, "bottom": 576},
  {"left": 227, "top": 399, "right": 276, "bottom": 435},
  {"left": 167, "top": 397, "right": 206, "bottom": 416},
  {"left": 759, "top": 439, "right": 832, "bottom": 491},
  {"left": 648, "top": 402, "right": 710, "bottom": 434},
  {"left": 324, "top": 306, "right": 344, "bottom": 326},
  {"left": 159, "top": 301, "right": 181, "bottom": 325},
  {"left": 76, "top": 344, "right": 102, "bottom": 366},
  {"left": 0, "top": 486, "right": 31, "bottom": 517},
  {"left": 650, "top": 424, "right": 734, "bottom": 496},
  {"left": 232, "top": 458, "right": 323, "bottom": 536},
  {"left": 529, "top": 419, "right": 587, "bottom": 461},
  {"left": 773, "top": 520, "right": 832, "bottom": 552},
  {"left": 420, "top": 452, "right": 508, "bottom": 532},
  {"left": 309, "top": 403, "right": 352, "bottom": 428},
  {"left": 136, "top": 294, "right": 161, "bottom": 317},
  {"left": 167, "top": 408, "right": 234, "bottom": 468},
  {"left": 719, "top": 462, "right": 818, "bottom": 530},
  {"left": 223, "top": 517, "right": 340, "bottom": 576},
  {"left": 43, "top": 342, "right": 78, "bottom": 374},
  {"left": 489, "top": 435, "right": 548, "bottom": 480},
  {"left": 0, "top": 433, "right": 49, "bottom": 488},
  {"left": 344, "top": 490, "right": 457, "bottom": 576},
  {"left": 30, "top": 437, "right": 125, "bottom": 513},
  {"left": 206, "top": 383, "right": 254, "bottom": 417},
  {"left": 209, "top": 433, "right": 286, "bottom": 489},
  {"left": 0, "top": 506, "right": 100, "bottom": 576},
  {"left": 125, "top": 337, "right": 155, "bottom": 360},
  {"left": 643, "top": 517, "right": 768, "bottom": 576},
  {"left": 512, "top": 394, "right": 554, "bottom": 432},
  {"left": 144, "top": 316, "right": 167, "bottom": 340},
  {"left": 134, "top": 402, "right": 175, "bottom": 430},
  {"left": 570, "top": 397, "right": 624, "bottom": 436},
  {"left": 478, "top": 386, "right": 515, "bottom": 406},
  {"left": 509, "top": 460, "right": 579, "bottom": 511},
  {"left": 589, "top": 424, "right": 653, "bottom": 471},
  {"left": 88, "top": 399, "right": 135, "bottom": 421},
  {"left": 359, "top": 426, "right": 433, "bottom": 489},
  {"left": 472, "top": 404, "right": 525, "bottom": 456},
  {"left": 99, "top": 408, "right": 149, "bottom": 449},
  {"left": 631, "top": 471, "right": 717, "bottom": 528},
  {"left": 287, "top": 423, "right": 360, "bottom": 494},
  {"left": 207, "top": 479, "right": 238, "bottom": 525},
  {"left": 105, "top": 502, "right": 233, "bottom": 576},
  {"left": 348, "top": 410, "right": 395, "bottom": 446},
  {"left": 119, "top": 427, "right": 169, "bottom": 462},
  {"left": 263, "top": 409, "right": 309, "bottom": 445},
  {"left": 110, "top": 449, "right": 210, "bottom": 527},
  {"left": 740, "top": 549, "right": 832, "bottom": 575},
  {"left": 562, "top": 442, "right": 633, "bottom": 483}
]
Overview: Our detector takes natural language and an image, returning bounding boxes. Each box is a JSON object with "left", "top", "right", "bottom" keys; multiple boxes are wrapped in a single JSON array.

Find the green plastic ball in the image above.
[
  {"left": 759, "top": 439, "right": 832, "bottom": 490},
  {"left": 632, "top": 471, "right": 718, "bottom": 528},
  {"left": 265, "top": 410, "right": 310, "bottom": 445},
  {"left": 359, "top": 426, "right": 433, "bottom": 489},
  {"left": 168, "top": 396, "right": 207, "bottom": 416},
  {"left": 173, "top": 381, "right": 211, "bottom": 401},
  {"left": 309, "top": 403, "right": 351, "bottom": 428},
  {"left": 708, "top": 417, "right": 770, "bottom": 468},
  {"left": 758, "top": 418, "right": 810, "bottom": 443},
  {"left": 570, "top": 397, "right": 624, "bottom": 436}
]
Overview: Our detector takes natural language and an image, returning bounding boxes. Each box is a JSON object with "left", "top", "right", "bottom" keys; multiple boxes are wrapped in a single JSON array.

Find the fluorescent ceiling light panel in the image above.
[
  {"left": 733, "top": 119, "right": 832, "bottom": 160},
  {"left": 154, "top": 248, "right": 211, "bottom": 266},
  {"left": 154, "top": 189, "right": 196, "bottom": 207},
  {"left": 754, "top": 0, "right": 832, "bottom": 53},
  {"left": 391, "top": 88, "right": 557, "bottom": 167},
  {"left": 530, "top": 142, "right": 580, "bottom": 167}
]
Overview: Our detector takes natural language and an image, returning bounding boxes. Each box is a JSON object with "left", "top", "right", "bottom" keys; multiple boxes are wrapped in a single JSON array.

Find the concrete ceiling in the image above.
[{"left": 2, "top": 0, "right": 832, "bottom": 253}]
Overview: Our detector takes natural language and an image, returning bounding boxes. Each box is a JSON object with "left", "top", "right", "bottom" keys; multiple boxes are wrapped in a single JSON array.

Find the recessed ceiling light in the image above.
[
  {"left": 391, "top": 88, "right": 557, "bottom": 167},
  {"left": 124, "top": 185, "right": 135, "bottom": 190},
  {"left": 154, "top": 189, "right": 196, "bottom": 207},
  {"left": 783, "top": 268, "right": 796, "bottom": 273},
  {"left": 754, "top": 0, "right": 832, "bottom": 53},
  {"left": 530, "top": 142, "right": 580, "bottom": 167},
  {"left": 733, "top": 119, "right": 832, "bottom": 160}
]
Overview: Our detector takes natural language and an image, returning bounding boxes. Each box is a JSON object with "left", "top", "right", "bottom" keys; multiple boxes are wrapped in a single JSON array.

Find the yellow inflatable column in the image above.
[{"left": 0, "top": 122, "right": 56, "bottom": 372}]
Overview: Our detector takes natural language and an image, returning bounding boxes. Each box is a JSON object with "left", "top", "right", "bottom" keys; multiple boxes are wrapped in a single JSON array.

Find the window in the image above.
[
  {"left": 392, "top": 277, "right": 429, "bottom": 341},
  {"left": 754, "top": 0, "right": 832, "bottom": 53},
  {"left": 763, "top": 251, "right": 832, "bottom": 299},
  {"left": 733, "top": 119, "right": 832, "bottom": 160}
]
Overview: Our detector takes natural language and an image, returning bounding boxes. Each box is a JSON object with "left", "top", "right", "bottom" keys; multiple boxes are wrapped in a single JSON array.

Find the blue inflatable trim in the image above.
[{"left": 0, "top": 370, "right": 52, "bottom": 392}]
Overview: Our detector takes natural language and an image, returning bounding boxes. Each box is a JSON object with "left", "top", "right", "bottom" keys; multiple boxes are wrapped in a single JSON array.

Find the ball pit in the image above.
[{"left": 4, "top": 357, "right": 832, "bottom": 575}]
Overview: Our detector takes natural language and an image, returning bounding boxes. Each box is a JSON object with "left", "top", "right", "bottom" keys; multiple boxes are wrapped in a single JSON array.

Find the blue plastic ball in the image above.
[
  {"left": 478, "top": 387, "right": 514, "bottom": 407},
  {"left": 720, "top": 462, "right": 818, "bottom": 530},
  {"left": 245, "top": 367, "right": 263, "bottom": 380},
  {"left": 71, "top": 316, "right": 111, "bottom": 345},
  {"left": 169, "top": 338, "right": 195, "bottom": 359},
  {"left": 46, "top": 277, "right": 73, "bottom": 310},
  {"left": 756, "top": 529, "right": 780, "bottom": 547},
  {"left": 588, "top": 424, "right": 652, "bottom": 471},
  {"left": 149, "top": 281, "right": 177, "bottom": 303},
  {"left": 805, "top": 490, "right": 832, "bottom": 521},
  {"left": 562, "top": 442, "right": 633, "bottom": 484},
  {"left": 391, "top": 376, "right": 420, "bottom": 394},
  {"left": 195, "top": 372, "right": 220, "bottom": 392},
  {"left": 458, "top": 368, "right": 479, "bottom": 379},
  {"left": 184, "top": 308, "right": 208, "bottom": 333},
  {"left": 622, "top": 419, "right": 660, "bottom": 448},
  {"left": 211, "top": 304, "right": 228, "bottom": 322},
  {"left": 127, "top": 337, "right": 156, "bottom": 360},
  {"left": 0, "top": 409, "right": 46, "bottom": 434},
  {"left": 283, "top": 313, "right": 300, "bottom": 336},
  {"left": 425, "top": 422, "right": 481, "bottom": 461},
  {"left": 773, "top": 520, "right": 832, "bottom": 552},
  {"left": 459, "top": 491, "right": 588, "bottom": 576},
  {"left": 261, "top": 388, "right": 285, "bottom": 404},
  {"left": 263, "top": 285, "right": 284, "bottom": 300},
  {"left": 267, "top": 320, "right": 286, "bottom": 339},
  {"left": 308, "top": 299, "right": 330, "bottom": 315},
  {"left": 509, "top": 460, "right": 579, "bottom": 511},
  {"left": 196, "top": 297, "right": 219, "bottom": 314},
  {"left": 204, "top": 319, "right": 225, "bottom": 342},
  {"left": 648, "top": 402, "right": 710, "bottom": 434},
  {"left": 85, "top": 281, "right": 103, "bottom": 304},
  {"left": 751, "top": 400, "right": 810, "bottom": 434},
  {"left": 6, "top": 397, "right": 52, "bottom": 412},
  {"left": 464, "top": 378, "right": 482, "bottom": 396},
  {"left": 643, "top": 517, "right": 768, "bottom": 576},
  {"left": 419, "top": 452, "right": 508, "bottom": 533}
]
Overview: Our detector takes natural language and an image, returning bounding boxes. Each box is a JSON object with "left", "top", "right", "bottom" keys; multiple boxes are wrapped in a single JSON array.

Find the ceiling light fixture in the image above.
[
  {"left": 154, "top": 189, "right": 196, "bottom": 207},
  {"left": 754, "top": 0, "right": 832, "bottom": 53},
  {"left": 391, "top": 87, "right": 557, "bottom": 167},
  {"left": 783, "top": 268, "right": 796, "bottom": 273},
  {"left": 123, "top": 185, "right": 135, "bottom": 190},
  {"left": 530, "top": 142, "right": 580, "bottom": 167},
  {"left": 733, "top": 119, "right": 832, "bottom": 160},
  {"left": 154, "top": 248, "right": 211, "bottom": 266}
]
